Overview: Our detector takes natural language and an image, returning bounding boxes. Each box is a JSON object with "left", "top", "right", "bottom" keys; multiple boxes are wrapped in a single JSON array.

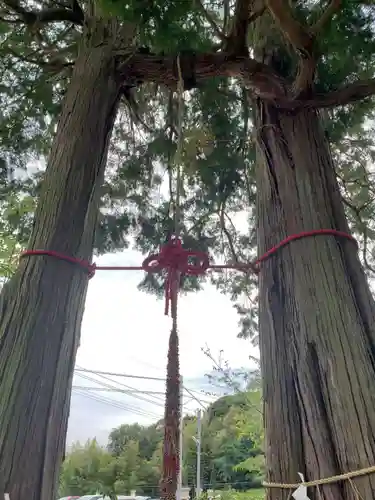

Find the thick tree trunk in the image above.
[
  {"left": 255, "top": 103, "right": 375, "bottom": 499},
  {"left": 0, "top": 27, "right": 123, "bottom": 499}
]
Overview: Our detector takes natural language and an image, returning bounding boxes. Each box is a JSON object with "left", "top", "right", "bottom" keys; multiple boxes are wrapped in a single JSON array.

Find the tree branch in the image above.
[
  {"left": 265, "top": 0, "right": 342, "bottom": 95},
  {"left": 117, "top": 51, "right": 375, "bottom": 110},
  {"left": 195, "top": 0, "right": 226, "bottom": 41},
  {"left": 226, "top": 0, "right": 265, "bottom": 55},
  {"left": 311, "top": 0, "right": 341, "bottom": 34},
  {"left": 342, "top": 197, "right": 375, "bottom": 275},
  {"left": 117, "top": 51, "right": 288, "bottom": 100},
  {"left": 282, "top": 78, "right": 375, "bottom": 109},
  {"left": 265, "top": 0, "right": 314, "bottom": 59},
  {"left": 219, "top": 203, "right": 239, "bottom": 263},
  {"left": 265, "top": 0, "right": 315, "bottom": 94},
  {"left": 1, "top": 0, "right": 84, "bottom": 25},
  {"left": 223, "top": 0, "right": 230, "bottom": 32},
  {"left": 1, "top": 0, "right": 34, "bottom": 22},
  {"left": 37, "top": 6, "right": 83, "bottom": 24},
  {"left": 249, "top": 2, "right": 266, "bottom": 23}
]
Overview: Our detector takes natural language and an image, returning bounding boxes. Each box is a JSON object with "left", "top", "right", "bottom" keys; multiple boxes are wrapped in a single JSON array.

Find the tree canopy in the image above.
[
  {"left": 1, "top": 0, "right": 375, "bottom": 342},
  {"left": 2, "top": 0, "right": 375, "bottom": 499},
  {"left": 59, "top": 390, "right": 264, "bottom": 497}
]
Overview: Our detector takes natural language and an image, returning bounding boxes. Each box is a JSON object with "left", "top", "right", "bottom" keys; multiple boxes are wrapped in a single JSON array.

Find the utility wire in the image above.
[
  {"left": 76, "top": 367, "right": 167, "bottom": 406},
  {"left": 78, "top": 372, "right": 164, "bottom": 408},
  {"left": 73, "top": 390, "right": 162, "bottom": 419},
  {"left": 75, "top": 366, "right": 217, "bottom": 403},
  {"left": 74, "top": 377, "right": 205, "bottom": 411},
  {"left": 75, "top": 367, "right": 165, "bottom": 381},
  {"left": 73, "top": 384, "right": 214, "bottom": 405},
  {"left": 73, "top": 387, "right": 167, "bottom": 395},
  {"left": 75, "top": 372, "right": 165, "bottom": 408},
  {"left": 183, "top": 386, "right": 208, "bottom": 411}
]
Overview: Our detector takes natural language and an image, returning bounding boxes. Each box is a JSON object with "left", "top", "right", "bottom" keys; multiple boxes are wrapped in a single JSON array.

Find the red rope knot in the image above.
[{"left": 142, "top": 236, "right": 209, "bottom": 317}]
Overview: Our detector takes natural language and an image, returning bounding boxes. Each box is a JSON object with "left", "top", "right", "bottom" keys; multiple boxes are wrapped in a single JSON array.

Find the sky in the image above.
[
  {"left": 67, "top": 247, "right": 259, "bottom": 446},
  {"left": 20, "top": 150, "right": 259, "bottom": 448}
]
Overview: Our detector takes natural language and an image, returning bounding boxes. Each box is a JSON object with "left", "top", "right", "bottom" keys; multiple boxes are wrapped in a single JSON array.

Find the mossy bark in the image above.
[
  {"left": 255, "top": 103, "right": 375, "bottom": 499},
  {"left": 0, "top": 28, "right": 123, "bottom": 499}
]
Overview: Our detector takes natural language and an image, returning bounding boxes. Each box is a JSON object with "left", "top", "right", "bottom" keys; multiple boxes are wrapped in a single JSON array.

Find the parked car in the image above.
[
  {"left": 78, "top": 496, "right": 147, "bottom": 500},
  {"left": 77, "top": 496, "right": 103, "bottom": 500},
  {"left": 77, "top": 497, "right": 103, "bottom": 500}
]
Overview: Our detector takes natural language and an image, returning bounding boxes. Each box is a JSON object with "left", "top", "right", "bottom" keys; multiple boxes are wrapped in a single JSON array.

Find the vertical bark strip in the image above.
[
  {"left": 0, "top": 27, "right": 123, "bottom": 499},
  {"left": 255, "top": 103, "right": 375, "bottom": 500},
  {"left": 161, "top": 324, "right": 181, "bottom": 500}
]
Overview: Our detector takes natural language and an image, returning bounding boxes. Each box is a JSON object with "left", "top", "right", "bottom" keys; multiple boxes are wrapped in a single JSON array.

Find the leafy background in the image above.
[
  {"left": 59, "top": 388, "right": 264, "bottom": 497},
  {"left": 1, "top": 0, "right": 375, "bottom": 342}
]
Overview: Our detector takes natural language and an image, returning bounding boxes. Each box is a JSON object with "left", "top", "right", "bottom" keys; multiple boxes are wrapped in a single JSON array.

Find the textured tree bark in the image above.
[
  {"left": 0, "top": 26, "right": 123, "bottom": 500},
  {"left": 255, "top": 103, "right": 375, "bottom": 499}
]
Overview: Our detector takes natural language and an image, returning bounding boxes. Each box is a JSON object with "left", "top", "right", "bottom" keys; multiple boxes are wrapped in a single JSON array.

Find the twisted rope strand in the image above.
[{"left": 263, "top": 464, "right": 375, "bottom": 489}]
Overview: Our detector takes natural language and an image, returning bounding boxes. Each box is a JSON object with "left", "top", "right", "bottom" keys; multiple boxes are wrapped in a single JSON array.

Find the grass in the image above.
[
  {"left": 213, "top": 487, "right": 265, "bottom": 500},
  {"left": 245, "top": 489, "right": 265, "bottom": 499}
]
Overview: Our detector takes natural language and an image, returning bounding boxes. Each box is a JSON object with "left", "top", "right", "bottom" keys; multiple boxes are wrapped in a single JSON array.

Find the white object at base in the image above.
[
  {"left": 4, "top": 494, "right": 10, "bottom": 500},
  {"left": 292, "top": 473, "right": 310, "bottom": 500}
]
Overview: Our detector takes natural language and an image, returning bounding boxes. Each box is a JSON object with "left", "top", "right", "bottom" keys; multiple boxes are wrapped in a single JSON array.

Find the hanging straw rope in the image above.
[
  {"left": 264, "top": 465, "right": 375, "bottom": 489},
  {"left": 174, "top": 54, "right": 184, "bottom": 243},
  {"left": 160, "top": 54, "right": 185, "bottom": 500},
  {"left": 264, "top": 465, "right": 375, "bottom": 500}
]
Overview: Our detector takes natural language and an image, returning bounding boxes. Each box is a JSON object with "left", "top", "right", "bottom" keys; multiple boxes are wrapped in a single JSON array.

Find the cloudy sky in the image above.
[
  {"left": 20, "top": 161, "right": 258, "bottom": 447},
  {"left": 67, "top": 247, "right": 259, "bottom": 446}
]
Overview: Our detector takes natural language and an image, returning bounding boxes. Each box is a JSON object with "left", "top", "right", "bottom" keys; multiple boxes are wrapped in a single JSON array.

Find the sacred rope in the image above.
[{"left": 19, "top": 54, "right": 373, "bottom": 500}]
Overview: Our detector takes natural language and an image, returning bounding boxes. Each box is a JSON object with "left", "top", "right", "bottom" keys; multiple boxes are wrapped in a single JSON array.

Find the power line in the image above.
[
  {"left": 126, "top": 354, "right": 165, "bottom": 374},
  {"left": 94, "top": 371, "right": 167, "bottom": 405},
  {"left": 73, "top": 386, "right": 167, "bottom": 395},
  {"left": 75, "top": 372, "right": 165, "bottom": 408},
  {"left": 75, "top": 366, "right": 218, "bottom": 407},
  {"left": 72, "top": 385, "right": 214, "bottom": 405},
  {"left": 74, "top": 367, "right": 219, "bottom": 399},
  {"left": 183, "top": 386, "right": 208, "bottom": 411},
  {"left": 73, "top": 391, "right": 161, "bottom": 419},
  {"left": 73, "top": 390, "right": 162, "bottom": 420},
  {"left": 76, "top": 367, "right": 167, "bottom": 406},
  {"left": 74, "top": 377, "right": 201, "bottom": 411},
  {"left": 75, "top": 367, "right": 165, "bottom": 381}
]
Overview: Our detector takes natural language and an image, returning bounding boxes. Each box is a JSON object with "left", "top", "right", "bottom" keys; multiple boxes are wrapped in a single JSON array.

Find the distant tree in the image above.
[
  {"left": 59, "top": 439, "right": 113, "bottom": 496},
  {"left": 60, "top": 394, "right": 264, "bottom": 496},
  {"left": 108, "top": 423, "right": 162, "bottom": 460},
  {"left": 202, "top": 347, "right": 261, "bottom": 395},
  {"left": 202, "top": 391, "right": 263, "bottom": 489}
]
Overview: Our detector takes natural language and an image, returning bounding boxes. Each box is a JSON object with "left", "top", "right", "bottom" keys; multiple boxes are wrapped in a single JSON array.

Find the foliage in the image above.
[
  {"left": 59, "top": 438, "right": 161, "bottom": 498},
  {"left": 59, "top": 391, "right": 264, "bottom": 497},
  {"left": 59, "top": 439, "right": 114, "bottom": 496},
  {"left": 0, "top": 0, "right": 373, "bottom": 342},
  {"left": 0, "top": 0, "right": 370, "bottom": 347},
  {"left": 0, "top": 170, "right": 37, "bottom": 279},
  {"left": 202, "top": 347, "right": 261, "bottom": 395}
]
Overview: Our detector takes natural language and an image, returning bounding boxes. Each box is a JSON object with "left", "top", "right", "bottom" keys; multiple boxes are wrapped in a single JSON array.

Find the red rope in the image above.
[{"left": 20, "top": 229, "right": 357, "bottom": 318}]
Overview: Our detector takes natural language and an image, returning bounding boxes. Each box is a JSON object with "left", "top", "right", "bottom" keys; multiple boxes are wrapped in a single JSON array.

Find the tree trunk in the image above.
[
  {"left": 255, "top": 103, "right": 375, "bottom": 500},
  {"left": 0, "top": 26, "right": 123, "bottom": 499}
]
